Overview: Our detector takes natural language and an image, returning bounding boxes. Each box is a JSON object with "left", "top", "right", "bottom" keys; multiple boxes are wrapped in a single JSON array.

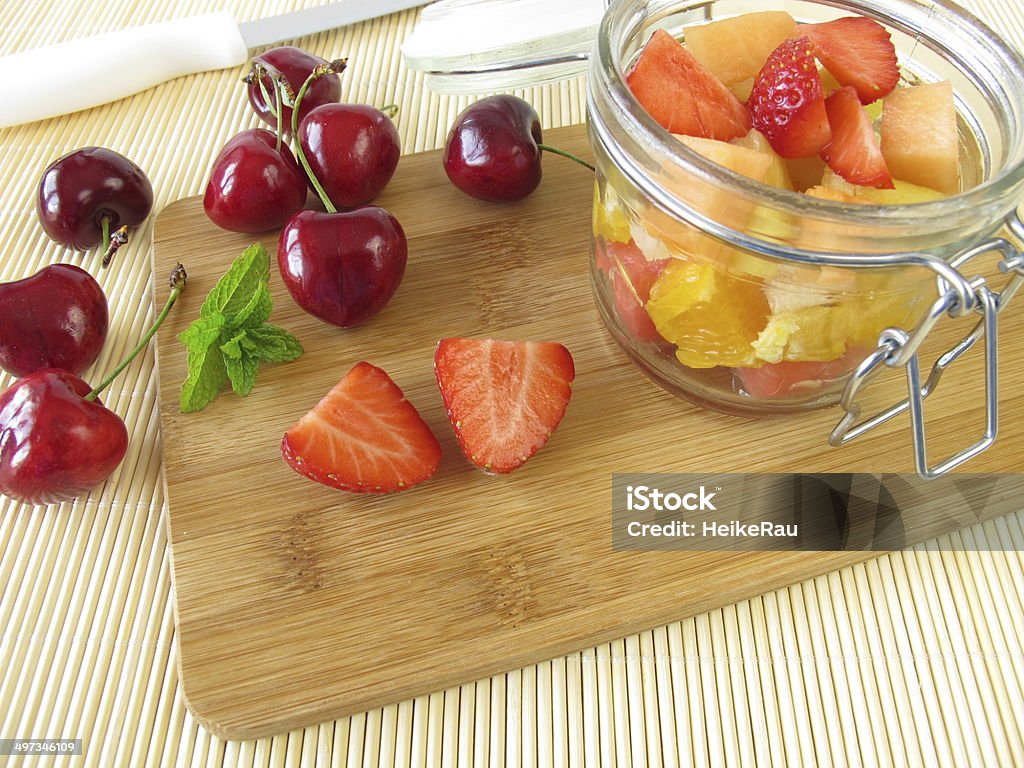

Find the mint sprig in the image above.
[{"left": 178, "top": 243, "right": 303, "bottom": 412}]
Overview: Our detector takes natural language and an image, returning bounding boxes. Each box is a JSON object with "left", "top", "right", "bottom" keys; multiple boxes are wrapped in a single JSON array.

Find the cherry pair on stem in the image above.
[
  {"left": 202, "top": 50, "right": 406, "bottom": 329},
  {"left": 204, "top": 47, "right": 401, "bottom": 236},
  {"left": 278, "top": 60, "right": 407, "bottom": 328},
  {"left": 0, "top": 265, "right": 187, "bottom": 505},
  {"left": 277, "top": 74, "right": 598, "bottom": 327}
]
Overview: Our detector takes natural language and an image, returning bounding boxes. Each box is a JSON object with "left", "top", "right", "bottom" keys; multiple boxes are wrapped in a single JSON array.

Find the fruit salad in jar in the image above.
[{"left": 591, "top": 7, "right": 974, "bottom": 412}]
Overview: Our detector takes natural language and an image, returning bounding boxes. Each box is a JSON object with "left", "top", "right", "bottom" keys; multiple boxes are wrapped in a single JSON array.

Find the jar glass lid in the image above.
[{"left": 402, "top": 0, "right": 603, "bottom": 93}]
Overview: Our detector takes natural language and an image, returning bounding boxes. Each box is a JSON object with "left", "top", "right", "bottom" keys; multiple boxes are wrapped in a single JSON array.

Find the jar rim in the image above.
[{"left": 591, "top": 0, "right": 1024, "bottom": 242}]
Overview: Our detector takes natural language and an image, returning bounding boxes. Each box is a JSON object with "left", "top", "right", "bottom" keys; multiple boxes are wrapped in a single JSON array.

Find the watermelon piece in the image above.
[{"left": 626, "top": 29, "right": 751, "bottom": 141}]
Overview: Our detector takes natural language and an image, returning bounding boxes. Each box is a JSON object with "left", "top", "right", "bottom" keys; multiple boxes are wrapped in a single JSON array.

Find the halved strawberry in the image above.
[
  {"left": 821, "top": 86, "right": 894, "bottom": 188},
  {"left": 748, "top": 37, "right": 831, "bottom": 158},
  {"left": 626, "top": 29, "right": 751, "bottom": 141},
  {"left": 281, "top": 362, "right": 441, "bottom": 493},
  {"left": 803, "top": 17, "right": 899, "bottom": 104},
  {"left": 434, "top": 339, "right": 575, "bottom": 474}
]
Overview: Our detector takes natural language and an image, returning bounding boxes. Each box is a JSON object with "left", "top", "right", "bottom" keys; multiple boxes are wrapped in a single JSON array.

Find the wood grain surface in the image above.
[{"left": 152, "top": 124, "right": 1024, "bottom": 739}]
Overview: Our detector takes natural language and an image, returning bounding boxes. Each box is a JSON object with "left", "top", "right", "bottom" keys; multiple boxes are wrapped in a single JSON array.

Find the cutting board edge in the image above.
[
  {"left": 176, "top": 546, "right": 884, "bottom": 740},
  {"left": 152, "top": 122, "right": 1024, "bottom": 741}
]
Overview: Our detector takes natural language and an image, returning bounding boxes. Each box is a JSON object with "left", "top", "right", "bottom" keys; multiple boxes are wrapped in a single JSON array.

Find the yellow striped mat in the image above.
[{"left": 1, "top": 0, "right": 1023, "bottom": 765}]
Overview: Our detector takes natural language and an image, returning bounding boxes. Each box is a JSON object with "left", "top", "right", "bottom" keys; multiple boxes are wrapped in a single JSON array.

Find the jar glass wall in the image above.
[{"left": 587, "top": 0, "right": 1024, "bottom": 414}]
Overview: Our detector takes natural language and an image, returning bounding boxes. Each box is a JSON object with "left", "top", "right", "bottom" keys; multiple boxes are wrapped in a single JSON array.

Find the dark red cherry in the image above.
[
  {"left": 36, "top": 147, "right": 153, "bottom": 251},
  {"left": 278, "top": 207, "right": 407, "bottom": 327},
  {"left": 247, "top": 46, "right": 342, "bottom": 134},
  {"left": 0, "top": 264, "right": 108, "bottom": 378},
  {"left": 298, "top": 103, "right": 401, "bottom": 208},
  {"left": 443, "top": 95, "right": 543, "bottom": 202},
  {"left": 0, "top": 370, "right": 128, "bottom": 505},
  {"left": 203, "top": 129, "right": 307, "bottom": 233}
]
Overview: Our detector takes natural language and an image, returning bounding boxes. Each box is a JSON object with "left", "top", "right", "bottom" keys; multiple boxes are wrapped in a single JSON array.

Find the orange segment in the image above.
[
  {"left": 646, "top": 261, "right": 770, "bottom": 368},
  {"left": 754, "top": 305, "right": 850, "bottom": 363},
  {"left": 592, "top": 182, "right": 632, "bottom": 243}
]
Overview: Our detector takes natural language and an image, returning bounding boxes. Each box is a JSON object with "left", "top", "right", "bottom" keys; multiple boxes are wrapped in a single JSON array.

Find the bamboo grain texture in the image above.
[{"left": 2, "top": 0, "right": 1024, "bottom": 764}]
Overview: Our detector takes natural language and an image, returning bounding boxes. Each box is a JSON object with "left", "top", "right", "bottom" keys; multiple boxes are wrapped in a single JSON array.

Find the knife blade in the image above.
[{"left": 0, "top": 0, "right": 429, "bottom": 129}]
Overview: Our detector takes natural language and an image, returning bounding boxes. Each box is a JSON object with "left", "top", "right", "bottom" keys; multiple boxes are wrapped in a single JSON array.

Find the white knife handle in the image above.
[{"left": 0, "top": 12, "right": 249, "bottom": 129}]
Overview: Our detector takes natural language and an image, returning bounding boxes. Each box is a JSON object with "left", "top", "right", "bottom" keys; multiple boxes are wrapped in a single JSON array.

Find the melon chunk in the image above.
[
  {"left": 804, "top": 185, "right": 865, "bottom": 204},
  {"left": 786, "top": 155, "right": 827, "bottom": 192},
  {"left": 677, "top": 134, "right": 773, "bottom": 184},
  {"left": 669, "top": 135, "right": 774, "bottom": 259},
  {"left": 685, "top": 11, "right": 797, "bottom": 86},
  {"left": 732, "top": 129, "right": 794, "bottom": 190},
  {"left": 674, "top": 134, "right": 772, "bottom": 223},
  {"left": 881, "top": 81, "right": 959, "bottom": 195},
  {"left": 729, "top": 78, "right": 755, "bottom": 102}
]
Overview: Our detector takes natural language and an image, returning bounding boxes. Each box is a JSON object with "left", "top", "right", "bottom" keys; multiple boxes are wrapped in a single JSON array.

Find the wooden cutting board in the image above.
[{"left": 152, "top": 124, "right": 1024, "bottom": 739}]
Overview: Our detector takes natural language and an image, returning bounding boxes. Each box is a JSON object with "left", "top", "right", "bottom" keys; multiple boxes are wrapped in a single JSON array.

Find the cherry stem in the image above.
[
  {"left": 251, "top": 63, "right": 295, "bottom": 153},
  {"left": 537, "top": 143, "right": 595, "bottom": 172},
  {"left": 101, "top": 225, "right": 129, "bottom": 268},
  {"left": 291, "top": 60, "right": 347, "bottom": 214},
  {"left": 85, "top": 263, "right": 187, "bottom": 402},
  {"left": 100, "top": 214, "right": 111, "bottom": 254},
  {"left": 380, "top": 103, "right": 399, "bottom": 119},
  {"left": 274, "top": 80, "right": 284, "bottom": 153},
  {"left": 255, "top": 67, "right": 278, "bottom": 122},
  {"left": 258, "top": 60, "right": 296, "bottom": 108}
]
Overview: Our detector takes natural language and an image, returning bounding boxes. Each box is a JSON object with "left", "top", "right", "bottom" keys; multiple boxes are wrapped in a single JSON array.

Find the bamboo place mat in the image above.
[{"left": 1, "top": 0, "right": 1023, "bottom": 765}]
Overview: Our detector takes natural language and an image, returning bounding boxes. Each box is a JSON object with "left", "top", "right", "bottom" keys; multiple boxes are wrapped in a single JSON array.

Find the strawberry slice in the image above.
[
  {"left": 626, "top": 29, "right": 751, "bottom": 141},
  {"left": 821, "top": 86, "right": 894, "bottom": 188},
  {"left": 281, "top": 362, "right": 441, "bottom": 493},
  {"left": 748, "top": 37, "right": 831, "bottom": 158},
  {"left": 803, "top": 17, "right": 899, "bottom": 104},
  {"left": 434, "top": 339, "right": 575, "bottom": 474}
]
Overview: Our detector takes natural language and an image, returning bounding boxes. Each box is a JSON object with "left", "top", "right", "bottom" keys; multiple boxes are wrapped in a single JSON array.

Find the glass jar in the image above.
[{"left": 587, "top": 0, "right": 1024, "bottom": 472}]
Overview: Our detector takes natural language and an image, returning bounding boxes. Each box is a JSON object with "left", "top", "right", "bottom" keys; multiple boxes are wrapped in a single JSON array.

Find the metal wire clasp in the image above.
[{"left": 830, "top": 212, "right": 1024, "bottom": 478}]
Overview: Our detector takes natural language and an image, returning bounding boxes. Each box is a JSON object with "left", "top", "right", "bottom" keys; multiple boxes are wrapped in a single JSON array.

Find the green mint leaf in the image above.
[
  {"left": 219, "top": 329, "right": 247, "bottom": 360},
  {"left": 200, "top": 243, "right": 270, "bottom": 321},
  {"left": 244, "top": 324, "right": 304, "bottom": 363},
  {"left": 228, "top": 281, "right": 273, "bottom": 329},
  {"left": 179, "top": 337, "right": 229, "bottom": 413},
  {"left": 177, "top": 312, "right": 224, "bottom": 349},
  {"left": 179, "top": 242, "right": 303, "bottom": 412},
  {"left": 224, "top": 351, "right": 260, "bottom": 397}
]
